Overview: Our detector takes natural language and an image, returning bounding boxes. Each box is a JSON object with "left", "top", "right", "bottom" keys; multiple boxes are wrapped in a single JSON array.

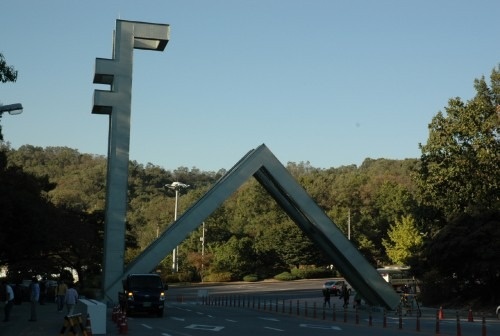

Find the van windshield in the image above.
[{"left": 129, "top": 276, "right": 163, "bottom": 289}]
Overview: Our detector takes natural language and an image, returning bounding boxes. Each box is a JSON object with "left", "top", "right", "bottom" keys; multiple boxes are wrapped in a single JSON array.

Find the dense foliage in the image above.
[
  {"left": 0, "top": 143, "right": 419, "bottom": 286},
  {"left": 415, "top": 67, "right": 500, "bottom": 306}
]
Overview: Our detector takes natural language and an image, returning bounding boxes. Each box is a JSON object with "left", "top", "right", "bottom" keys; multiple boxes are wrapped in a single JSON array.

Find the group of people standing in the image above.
[
  {"left": 322, "top": 282, "right": 359, "bottom": 309},
  {"left": 2, "top": 277, "right": 79, "bottom": 323}
]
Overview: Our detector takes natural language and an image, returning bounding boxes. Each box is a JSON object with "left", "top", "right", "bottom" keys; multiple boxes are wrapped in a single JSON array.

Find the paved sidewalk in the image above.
[{"left": 0, "top": 301, "right": 116, "bottom": 336}]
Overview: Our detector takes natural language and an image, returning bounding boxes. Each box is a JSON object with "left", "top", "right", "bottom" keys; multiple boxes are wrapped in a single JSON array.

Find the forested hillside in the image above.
[{"left": 2, "top": 144, "right": 419, "bottom": 281}]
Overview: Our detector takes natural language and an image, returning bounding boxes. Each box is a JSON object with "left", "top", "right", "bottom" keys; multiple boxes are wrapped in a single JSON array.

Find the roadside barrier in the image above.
[
  {"left": 85, "top": 313, "right": 93, "bottom": 336},
  {"left": 59, "top": 313, "right": 87, "bottom": 336},
  {"left": 197, "top": 294, "right": 490, "bottom": 335}
]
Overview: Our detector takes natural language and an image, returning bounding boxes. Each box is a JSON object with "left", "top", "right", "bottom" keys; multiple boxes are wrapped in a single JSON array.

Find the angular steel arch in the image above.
[{"left": 105, "top": 144, "right": 400, "bottom": 310}]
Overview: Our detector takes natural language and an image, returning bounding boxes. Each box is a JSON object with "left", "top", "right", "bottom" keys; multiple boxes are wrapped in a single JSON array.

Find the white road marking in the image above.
[
  {"left": 170, "top": 317, "right": 185, "bottom": 321},
  {"left": 185, "top": 324, "right": 225, "bottom": 331},
  {"left": 226, "top": 319, "right": 237, "bottom": 322},
  {"left": 141, "top": 323, "right": 153, "bottom": 329},
  {"left": 258, "top": 317, "right": 279, "bottom": 321},
  {"left": 300, "top": 323, "right": 342, "bottom": 330},
  {"left": 264, "top": 327, "right": 284, "bottom": 331}
]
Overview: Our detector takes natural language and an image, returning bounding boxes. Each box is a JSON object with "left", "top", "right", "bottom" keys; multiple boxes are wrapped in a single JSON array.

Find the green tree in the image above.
[
  {"left": 415, "top": 66, "right": 500, "bottom": 305},
  {"left": 421, "top": 211, "right": 500, "bottom": 304},
  {"left": 210, "top": 236, "right": 257, "bottom": 280},
  {"left": 382, "top": 215, "right": 423, "bottom": 265},
  {"left": 0, "top": 53, "right": 17, "bottom": 83},
  {"left": 417, "top": 67, "right": 500, "bottom": 220},
  {"left": 1, "top": 53, "right": 18, "bottom": 141}
]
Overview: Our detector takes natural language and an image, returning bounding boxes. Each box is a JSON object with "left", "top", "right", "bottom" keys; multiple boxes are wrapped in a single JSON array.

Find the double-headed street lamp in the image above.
[
  {"left": 165, "top": 181, "right": 190, "bottom": 273},
  {"left": 0, "top": 103, "right": 23, "bottom": 116}
]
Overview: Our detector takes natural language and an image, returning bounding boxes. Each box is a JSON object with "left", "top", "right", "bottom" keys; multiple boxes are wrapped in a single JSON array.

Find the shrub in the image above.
[
  {"left": 291, "top": 267, "right": 333, "bottom": 279},
  {"left": 204, "top": 272, "right": 233, "bottom": 282},
  {"left": 165, "top": 274, "right": 180, "bottom": 283},
  {"left": 274, "top": 272, "right": 298, "bottom": 281},
  {"left": 243, "top": 274, "right": 259, "bottom": 282}
]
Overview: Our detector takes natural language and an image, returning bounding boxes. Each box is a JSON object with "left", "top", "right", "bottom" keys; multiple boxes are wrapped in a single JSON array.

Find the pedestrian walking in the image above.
[
  {"left": 55, "top": 280, "right": 68, "bottom": 312},
  {"left": 28, "top": 277, "right": 40, "bottom": 321},
  {"left": 65, "top": 283, "right": 79, "bottom": 315},
  {"left": 340, "top": 283, "right": 350, "bottom": 309},
  {"left": 2, "top": 280, "right": 15, "bottom": 322},
  {"left": 322, "top": 287, "right": 331, "bottom": 307},
  {"left": 39, "top": 278, "right": 47, "bottom": 305},
  {"left": 353, "top": 291, "right": 361, "bottom": 308}
]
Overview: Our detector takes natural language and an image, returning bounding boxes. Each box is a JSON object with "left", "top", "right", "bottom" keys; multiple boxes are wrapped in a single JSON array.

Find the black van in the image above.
[{"left": 118, "top": 274, "right": 168, "bottom": 317}]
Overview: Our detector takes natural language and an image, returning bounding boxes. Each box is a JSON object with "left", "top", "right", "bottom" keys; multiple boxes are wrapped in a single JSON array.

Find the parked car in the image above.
[
  {"left": 323, "top": 280, "right": 352, "bottom": 296},
  {"left": 496, "top": 305, "right": 500, "bottom": 319}
]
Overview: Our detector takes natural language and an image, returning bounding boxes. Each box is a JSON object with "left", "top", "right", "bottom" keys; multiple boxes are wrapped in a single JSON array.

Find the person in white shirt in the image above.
[{"left": 65, "top": 283, "right": 79, "bottom": 315}]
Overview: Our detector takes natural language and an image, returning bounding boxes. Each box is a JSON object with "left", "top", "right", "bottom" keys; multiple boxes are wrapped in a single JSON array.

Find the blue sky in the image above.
[{"left": 2, "top": 1, "right": 500, "bottom": 172}]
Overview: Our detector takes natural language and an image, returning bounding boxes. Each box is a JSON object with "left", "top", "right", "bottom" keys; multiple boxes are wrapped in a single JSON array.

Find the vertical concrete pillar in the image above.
[{"left": 92, "top": 19, "right": 169, "bottom": 303}]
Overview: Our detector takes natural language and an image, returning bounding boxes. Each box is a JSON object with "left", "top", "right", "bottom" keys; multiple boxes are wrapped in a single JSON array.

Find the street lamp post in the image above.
[
  {"left": 0, "top": 103, "right": 23, "bottom": 116},
  {"left": 200, "top": 222, "right": 205, "bottom": 282},
  {"left": 165, "top": 182, "right": 190, "bottom": 273}
]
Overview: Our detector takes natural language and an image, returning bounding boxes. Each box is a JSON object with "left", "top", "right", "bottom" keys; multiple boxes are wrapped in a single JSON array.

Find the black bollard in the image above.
[
  {"left": 456, "top": 311, "right": 461, "bottom": 336},
  {"left": 399, "top": 306, "right": 403, "bottom": 329},
  {"left": 435, "top": 309, "right": 440, "bottom": 335}
]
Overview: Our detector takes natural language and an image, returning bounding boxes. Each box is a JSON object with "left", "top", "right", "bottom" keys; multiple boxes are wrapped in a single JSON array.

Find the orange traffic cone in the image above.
[
  {"left": 119, "top": 315, "right": 128, "bottom": 334},
  {"left": 438, "top": 306, "right": 444, "bottom": 320},
  {"left": 85, "top": 313, "right": 93, "bottom": 336},
  {"left": 467, "top": 307, "right": 474, "bottom": 322}
]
